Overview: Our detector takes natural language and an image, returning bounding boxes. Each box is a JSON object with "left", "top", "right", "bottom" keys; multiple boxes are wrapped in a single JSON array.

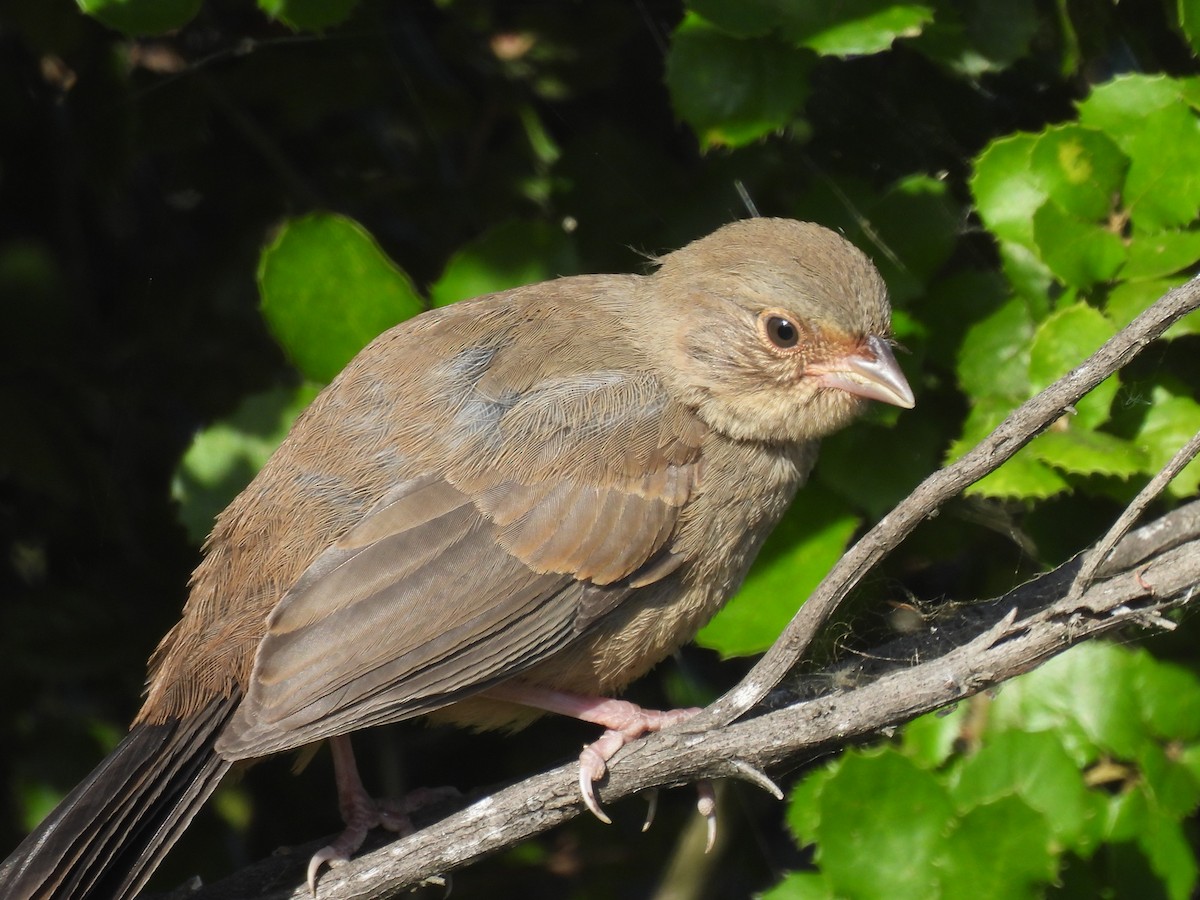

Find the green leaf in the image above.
[
  {"left": 777, "top": 0, "right": 935, "bottom": 56},
  {"left": 1028, "top": 303, "right": 1118, "bottom": 428},
  {"left": 1031, "top": 200, "right": 1127, "bottom": 289},
  {"left": 76, "top": 0, "right": 200, "bottom": 35},
  {"left": 901, "top": 705, "right": 968, "bottom": 769},
  {"left": 258, "top": 213, "right": 424, "bottom": 383},
  {"left": 1136, "top": 805, "right": 1200, "bottom": 900},
  {"left": 257, "top": 0, "right": 359, "bottom": 31},
  {"left": 947, "top": 398, "right": 1071, "bottom": 500},
  {"left": 1134, "top": 653, "right": 1200, "bottom": 742},
  {"left": 685, "top": 0, "right": 779, "bottom": 38},
  {"left": 935, "top": 796, "right": 1057, "bottom": 899},
  {"left": 761, "top": 872, "right": 835, "bottom": 900},
  {"left": 912, "top": 0, "right": 1040, "bottom": 76},
  {"left": 1181, "top": 0, "right": 1200, "bottom": 55},
  {"left": 1028, "top": 428, "right": 1149, "bottom": 478},
  {"left": 697, "top": 485, "right": 859, "bottom": 657},
  {"left": 952, "top": 730, "right": 1093, "bottom": 847},
  {"left": 666, "top": 15, "right": 814, "bottom": 149},
  {"left": 956, "top": 295, "right": 1034, "bottom": 399},
  {"left": 1030, "top": 124, "right": 1128, "bottom": 222},
  {"left": 1123, "top": 230, "right": 1200, "bottom": 281},
  {"left": 171, "top": 384, "right": 322, "bottom": 544},
  {"left": 971, "top": 132, "right": 1044, "bottom": 247},
  {"left": 1078, "top": 75, "right": 1200, "bottom": 231},
  {"left": 1136, "top": 389, "right": 1200, "bottom": 498},
  {"left": 989, "top": 643, "right": 1146, "bottom": 762},
  {"left": 816, "top": 751, "right": 955, "bottom": 900},
  {"left": 1105, "top": 277, "right": 1200, "bottom": 339},
  {"left": 429, "top": 220, "right": 580, "bottom": 308},
  {"left": 786, "top": 760, "right": 840, "bottom": 845}
]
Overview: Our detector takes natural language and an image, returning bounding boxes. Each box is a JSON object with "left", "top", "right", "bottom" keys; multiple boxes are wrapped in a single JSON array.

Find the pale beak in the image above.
[{"left": 809, "top": 334, "right": 915, "bottom": 409}]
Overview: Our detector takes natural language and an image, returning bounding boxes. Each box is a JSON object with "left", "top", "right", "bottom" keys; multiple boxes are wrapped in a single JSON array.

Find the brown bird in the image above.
[{"left": 0, "top": 218, "right": 914, "bottom": 899}]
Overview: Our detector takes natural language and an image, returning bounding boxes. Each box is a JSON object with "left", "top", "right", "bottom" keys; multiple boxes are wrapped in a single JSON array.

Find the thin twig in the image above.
[{"left": 1070, "top": 429, "right": 1200, "bottom": 600}]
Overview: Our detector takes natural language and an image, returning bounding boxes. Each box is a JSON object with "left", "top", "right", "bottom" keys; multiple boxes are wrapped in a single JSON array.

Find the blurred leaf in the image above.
[
  {"left": 430, "top": 219, "right": 580, "bottom": 307},
  {"left": 913, "top": 0, "right": 1040, "bottom": 76},
  {"left": 989, "top": 643, "right": 1145, "bottom": 761},
  {"left": 666, "top": 14, "right": 814, "bottom": 149},
  {"left": 697, "top": 485, "right": 859, "bottom": 657},
  {"left": 1135, "top": 656, "right": 1200, "bottom": 742},
  {"left": 171, "top": 384, "right": 322, "bottom": 544},
  {"left": 935, "top": 796, "right": 1057, "bottom": 899},
  {"left": 75, "top": 0, "right": 200, "bottom": 35},
  {"left": 953, "top": 730, "right": 1093, "bottom": 846},
  {"left": 258, "top": 213, "right": 424, "bottom": 383},
  {"left": 778, "top": 0, "right": 934, "bottom": 55},
  {"left": 257, "top": 0, "right": 359, "bottom": 31},
  {"left": 762, "top": 872, "right": 835, "bottom": 900},
  {"left": 815, "top": 751, "right": 954, "bottom": 900},
  {"left": 901, "top": 704, "right": 968, "bottom": 769},
  {"left": 1181, "top": 0, "right": 1200, "bottom": 54}
]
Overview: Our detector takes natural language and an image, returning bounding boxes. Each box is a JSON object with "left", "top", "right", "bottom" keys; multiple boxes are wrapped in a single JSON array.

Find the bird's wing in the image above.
[{"left": 217, "top": 369, "right": 707, "bottom": 759}]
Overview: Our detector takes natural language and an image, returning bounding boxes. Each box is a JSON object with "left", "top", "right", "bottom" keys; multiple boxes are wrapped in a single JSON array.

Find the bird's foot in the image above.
[
  {"left": 572, "top": 699, "right": 699, "bottom": 822},
  {"left": 307, "top": 736, "right": 456, "bottom": 895},
  {"left": 482, "top": 684, "right": 710, "bottom": 833}
]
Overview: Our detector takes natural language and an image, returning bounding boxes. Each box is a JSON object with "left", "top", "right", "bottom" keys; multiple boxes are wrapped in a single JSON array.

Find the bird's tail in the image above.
[{"left": 0, "top": 695, "right": 237, "bottom": 900}]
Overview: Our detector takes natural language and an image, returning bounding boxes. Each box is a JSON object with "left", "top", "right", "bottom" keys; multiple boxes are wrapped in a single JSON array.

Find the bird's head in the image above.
[{"left": 645, "top": 218, "right": 914, "bottom": 444}]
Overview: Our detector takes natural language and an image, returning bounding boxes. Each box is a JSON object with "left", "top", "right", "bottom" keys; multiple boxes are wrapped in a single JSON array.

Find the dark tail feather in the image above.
[{"left": 1, "top": 696, "right": 237, "bottom": 900}]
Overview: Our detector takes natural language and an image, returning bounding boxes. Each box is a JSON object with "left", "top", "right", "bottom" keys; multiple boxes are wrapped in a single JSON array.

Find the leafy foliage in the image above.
[{"left": 3, "top": 0, "right": 1199, "bottom": 897}]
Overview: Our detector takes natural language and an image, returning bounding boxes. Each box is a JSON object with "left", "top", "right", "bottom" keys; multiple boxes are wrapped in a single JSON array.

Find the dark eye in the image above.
[{"left": 765, "top": 315, "right": 799, "bottom": 349}]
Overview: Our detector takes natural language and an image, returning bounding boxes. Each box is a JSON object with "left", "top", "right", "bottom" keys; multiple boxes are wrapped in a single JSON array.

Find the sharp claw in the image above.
[
  {"left": 579, "top": 749, "right": 612, "bottom": 824},
  {"left": 696, "top": 781, "right": 717, "bottom": 853},
  {"left": 641, "top": 788, "right": 659, "bottom": 832},
  {"left": 307, "top": 846, "right": 346, "bottom": 896}
]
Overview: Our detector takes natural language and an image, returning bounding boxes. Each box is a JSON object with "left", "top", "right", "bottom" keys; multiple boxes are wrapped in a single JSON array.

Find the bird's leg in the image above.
[
  {"left": 483, "top": 683, "right": 711, "bottom": 837},
  {"left": 306, "top": 736, "right": 456, "bottom": 894}
]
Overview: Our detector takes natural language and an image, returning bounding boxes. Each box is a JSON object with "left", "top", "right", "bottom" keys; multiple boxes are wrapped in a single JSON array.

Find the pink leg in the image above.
[
  {"left": 483, "top": 683, "right": 700, "bottom": 825},
  {"left": 306, "top": 736, "right": 456, "bottom": 894}
]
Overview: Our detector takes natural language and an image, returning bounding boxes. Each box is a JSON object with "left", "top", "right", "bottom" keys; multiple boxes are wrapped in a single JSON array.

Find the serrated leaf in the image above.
[
  {"left": 258, "top": 212, "right": 424, "bottom": 383},
  {"left": 786, "top": 762, "right": 841, "bottom": 846},
  {"left": 816, "top": 751, "right": 954, "bottom": 900},
  {"left": 1030, "top": 124, "right": 1128, "bottom": 222},
  {"left": 1137, "top": 390, "right": 1200, "bottom": 498},
  {"left": 1078, "top": 75, "right": 1200, "bottom": 230},
  {"left": 697, "top": 485, "right": 859, "bottom": 657},
  {"left": 971, "top": 132, "right": 1044, "bottom": 247},
  {"left": 935, "top": 796, "right": 1057, "bottom": 899},
  {"left": 956, "top": 295, "right": 1034, "bottom": 399},
  {"left": 1032, "top": 200, "right": 1127, "bottom": 289},
  {"left": 953, "top": 730, "right": 1093, "bottom": 847},
  {"left": 776, "top": 0, "right": 935, "bottom": 56},
  {"left": 1029, "top": 428, "right": 1149, "bottom": 478},
  {"left": 429, "top": 219, "right": 580, "bottom": 308},
  {"left": 666, "top": 15, "right": 814, "bottom": 149},
  {"left": 171, "top": 384, "right": 322, "bottom": 544},
  {"left": 1028, "top": 303, "right": 1118, "bottom": 428}
]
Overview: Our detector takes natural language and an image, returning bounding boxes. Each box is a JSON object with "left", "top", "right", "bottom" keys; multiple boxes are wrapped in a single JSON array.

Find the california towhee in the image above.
[{"left": 1, "top": 218, "right": 913, "bottom": 899}]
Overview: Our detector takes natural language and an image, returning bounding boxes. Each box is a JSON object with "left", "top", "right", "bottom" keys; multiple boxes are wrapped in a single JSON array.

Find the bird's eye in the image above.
[{"left": 764, "top": 315, "right": 800, "bottom": 349}]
